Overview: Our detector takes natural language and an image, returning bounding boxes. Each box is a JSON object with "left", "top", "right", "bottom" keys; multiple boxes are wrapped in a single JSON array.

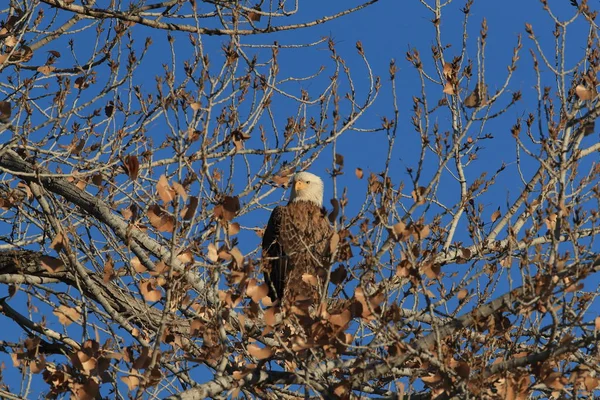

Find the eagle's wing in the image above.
[{"left": 262, "top": 206, "right": 286, "bottom": 302}]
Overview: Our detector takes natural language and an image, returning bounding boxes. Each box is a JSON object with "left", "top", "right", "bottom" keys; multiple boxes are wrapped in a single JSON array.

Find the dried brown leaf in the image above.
[
  {"left": 333, "top": 382, "right": 351, "bottom": 400},
  {"left": 291, "top": 336, "right": 315, "bottom": 351},
  {"left": 0, "top": 101, "right": 10, "bottom": 122},
  {"left": 422, "top": 373, "right": 442, "bottom": 385},
  {"left": 130, "top": 257, "right": 147, "bottom": 273},
  {"left": 463, "top": 92, "right": 478, "bottom": 108},
  {"left": 544, "top": 213, "right": 557, "bottom": 230},
  {"left": 576, "top": 84, "right": 595, "bottom": 100},
  {"left": 75, "top": 350, "right": 97, "bottom": 373},
  {"left": 329, "top": 309, "right": 351, "bottom": 327},
  {"left": 353, "top": 287, "right": 383, "bottom": 320},
  {"left": 54, "top": 305, "right": 81, "bottom": 326},
  {"left": 247, "top": 344, "right": 272, "bottom": 360},
  {"left": 464, "top": 83, "right": 488, "bottom": 108},
  {"left": 329, "top": 232, "right": 340, "bottom": 254},
  {"left": 491, "top": 209, "right": 501, "bottom": 222},
  {"left": 229, "top": 246, "right": 244, "bottom": 267},
  {"left": 4, "top": 36, "right": 18, "bottom": 47},
  {"left": 74, "top": 177, "right": 87, "bottom": 190},
  {"left": 231, "top": 129, "right": 250, "bottom": 151},
  {"left": 565, "top": 282, "right": 584, "bottom": 293},
  {"left": 172, "top": 181, "right": 188, "bottom": 201},
  {"left": 121, "top": 375, "right": 140, "bottom": 391},
  {"left": 218, "top": 290, "right": 242, "bottom": 308},
  {"left": 15, "top": 182, "right": 32, "bottom": 201},
  {"left": 29, "top": 355, "right": 46, "bottom": 374},
  {"left": 10, "top": 45, "right": 32, "bottom": 62},
  {"left": 150, "top": 261, "right": 169, "bottom": 276},
  {"left": 543, "top": 372, "right": 566, "bottom": 390},
  {"left": 190, "top": 319, "right": 203, "bottom": 337},
  {"left": 261, "top": 294, "right": 273, "bottom": 307},
  {"left": 104, "top": 101, "right": 114, "bottom": 117},
  {"left": 272, "top": 174, "right": 291, "bottom": 187},
  {"left": 500, "top": 256, "right": 512, "bottom": 268},
  {"left": 180, "top": 196, "right": 198, "bottom": 220},
  {"left": 391, "top": 221, "right": 411, "bottom": 241},
  {"left": 583, "top": 121, "right": 595, "bottom": 136},
  {"left": 328, "top": 198, "right": 339, "bottom": 224},
  {"left": 330, "top": 265, "right": 347, "bottom": 285},
  {"left": 355, "top": 167, "right": 364, "bottom": 179},
  {"left": 8, "top": 284, "right": 17, "bottom": 298},
  {"left": 246, "top": 279, "right": 269, "bottom": 303},
  {"left": 221, "top": 196, "right": 240, "bottom": 221},
  {"left": 461, "top": 248, "right": 472, "bottom": 259},
  {"left": 213, "top": 205, "right": 224, "bottom": 220},
  {"left": 228, "top": 222, "right": 240, "bottom": 235},
  {"left": 37, "top": 65, "right": 55, "bottom": 76},
  {"left": 422, "top": 263, "right": 440, "bottom": 279},
  {"left": 123, "top": 155, "right": 139, "bottom": 181},
  {"left": 247, "top": 6, "right": 261, "bottom": 21},
  {"left": 207, "top": 243, "right": 218, "bottom": 262},
  {"left": 91, "top": 174, "right": 102, "bottom": 186},
  {"left": 103, "top": 259, "right": 115, "bottom": 283},
  {"left": 157, "top": 175, "right": 175, "bottom": 203},
  {"left": 442, "top": 62, "right": 453, "bottom": 79},
  {"left": 121, "top": 206, "right": 133, "bottom": 220},
  {"left": 218, "top": 249, "right": 232, "bottom": 262},
  {"left": 412, "top": 224, "right": 430, "bottom": 240},
  {"left": 40, "top": 255, "right": 65, "bottom": 273},
  {"left": 584, "top": 376, "right": 599, "bottom": 391},
  {"left": 74, "top": 76, "right": 89, "bottom": 89},
  {"left": 443, "top": 81, "right": 455, "bottom": 95},
  {"left": 140, "top": 279, "right": 162, "bottom": 302},
  {"left": 411, "top": 186, "right": 427, "bottom": 205},
  {"left": 177, "top": 249, "right": 194, "bottom": 265},
  {"left": 396, "top": 261, "right": 410, "bottom": 277},
  {"left": 301, "top": 274, "right": 319, "bottom": 287},
  {"left": 50, "top": 232, "right": 66, "bottom": 252},
  {"left": 71, "top": 381, "right": 99, "bottom": 400},
  {"left": 188, "top": 128, "right": 200, "bottom": 142},
  {"left": 264, "top": 307, "right": 279, "bottom": 326},
  {"left": 147, "top": 204, "right": 175, "bottom": 233}
]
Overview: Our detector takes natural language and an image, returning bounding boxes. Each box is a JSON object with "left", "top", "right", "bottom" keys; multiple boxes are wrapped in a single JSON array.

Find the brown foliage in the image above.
[{"left": 0, "top": 1, "right": 599, "bottom": 399}]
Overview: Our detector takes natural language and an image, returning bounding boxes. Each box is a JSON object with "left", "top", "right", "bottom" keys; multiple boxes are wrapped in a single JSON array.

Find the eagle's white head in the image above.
[{"left": 289, "top": 171, "right": 324, "bottom": 207}]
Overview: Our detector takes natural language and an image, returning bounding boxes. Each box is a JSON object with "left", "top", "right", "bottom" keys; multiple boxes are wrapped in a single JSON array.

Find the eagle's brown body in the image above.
[{"left": 262, "top": 200, "right": 333, "bottom": 304}]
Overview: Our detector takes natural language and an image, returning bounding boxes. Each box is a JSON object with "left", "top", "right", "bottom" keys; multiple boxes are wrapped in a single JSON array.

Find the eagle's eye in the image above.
[{"left": 305, "top": 180, "right": 311, "bottom": 184}]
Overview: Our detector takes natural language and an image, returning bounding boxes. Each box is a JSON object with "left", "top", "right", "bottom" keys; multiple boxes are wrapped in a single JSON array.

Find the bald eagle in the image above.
[{"left": 262, "top": 172, "right": 333, "bottom": 304}]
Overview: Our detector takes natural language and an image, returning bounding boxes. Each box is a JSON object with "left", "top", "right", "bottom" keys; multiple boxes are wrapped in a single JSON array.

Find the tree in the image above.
[{"left": 0, "top": 0, "right": 599, "bottom": 398}]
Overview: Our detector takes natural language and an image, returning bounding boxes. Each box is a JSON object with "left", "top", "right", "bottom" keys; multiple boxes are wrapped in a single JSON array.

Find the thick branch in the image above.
[
  {"left": 0, "top": 150, "right": 207, "bottom": 296},
  {"left": 39, "top": 0, "right": 379, "bottom": 36}
]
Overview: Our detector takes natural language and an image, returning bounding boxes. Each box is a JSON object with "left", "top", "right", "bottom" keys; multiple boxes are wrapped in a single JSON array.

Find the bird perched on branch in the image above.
[{"left": 262, "top": 172, "right": 334, "bottom": 306}]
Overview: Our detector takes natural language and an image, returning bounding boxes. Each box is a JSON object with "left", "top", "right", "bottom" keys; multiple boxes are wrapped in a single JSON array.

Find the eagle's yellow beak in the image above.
[{"left": 294, "top": 180, "right": 307, "bottom": 192}]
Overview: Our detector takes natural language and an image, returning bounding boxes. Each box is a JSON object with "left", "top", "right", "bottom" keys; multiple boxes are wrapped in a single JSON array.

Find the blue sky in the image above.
[{"left": 2, "top": 0, "right": 600, "bottom": 397}]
